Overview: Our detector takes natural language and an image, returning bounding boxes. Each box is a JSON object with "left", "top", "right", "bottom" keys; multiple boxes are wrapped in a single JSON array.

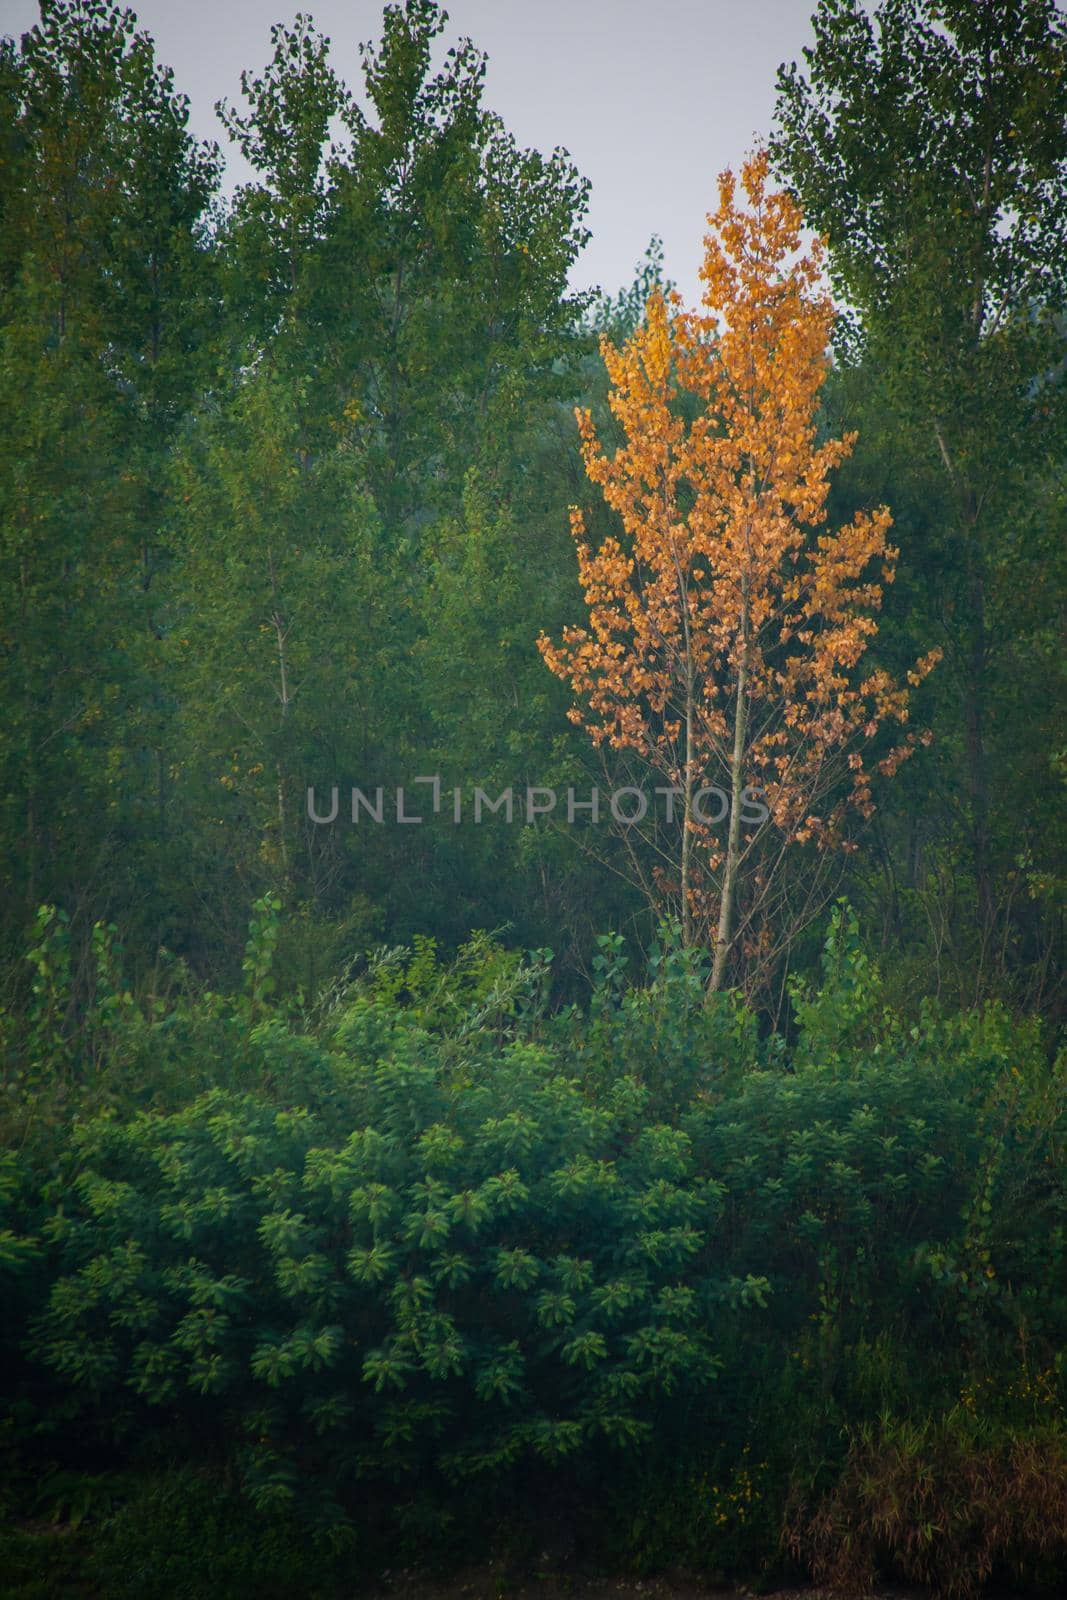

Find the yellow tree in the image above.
[{"left": 539, "top": 151, "right": 938, "bottom": 991}]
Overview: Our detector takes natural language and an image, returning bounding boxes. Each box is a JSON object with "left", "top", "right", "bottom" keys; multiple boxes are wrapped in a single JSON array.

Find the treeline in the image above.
[
  {"left": 0, "top": 0, "right": 617, "bottom": 997},
  {"left": 0, "top": 0, "right": 1063, "bottom": 1017},
  {"left": 2, "top": 5, "right": 1067, "bottom": 1590}
]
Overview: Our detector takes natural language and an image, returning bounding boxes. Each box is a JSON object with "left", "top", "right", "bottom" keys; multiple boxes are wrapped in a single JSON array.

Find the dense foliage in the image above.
[
  {"left": 2, "top": 906, "right": 1066, "bottom": 1595},
  {"left": 1, "top": 0, "right": 1065, "bottom": 1594},
  {"left": 0, "top": 0, "right": 1062, "bottom": 1014}
]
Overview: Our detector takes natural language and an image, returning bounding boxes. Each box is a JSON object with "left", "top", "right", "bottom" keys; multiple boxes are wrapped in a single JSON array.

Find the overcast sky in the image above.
[{"left": 1, "top": 0, "right": 821, "bottom": 304}]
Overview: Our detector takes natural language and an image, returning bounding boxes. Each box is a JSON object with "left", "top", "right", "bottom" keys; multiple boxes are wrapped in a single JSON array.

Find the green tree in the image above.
[
  {"left": 216, "top": 13, "right": 348, "bottom": 334},
  {"left": 167, "top": 354, "right": 407, "bottom": 973},
  {"left": 166, "top": 0, "right": 595, "bottom": 969},
  {"left": 772, "top": 0, "right": 1067, "bottom": 1007},
  {"left": 324, "top": 0, "right": 590, "bottom": 527},
  {"left": 0, "top": 0, "right": 218, "bottom": 962}
]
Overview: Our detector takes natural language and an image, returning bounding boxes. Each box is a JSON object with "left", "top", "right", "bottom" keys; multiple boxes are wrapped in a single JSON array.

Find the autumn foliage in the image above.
[{"left": 539, "top": 151, "right": 939, "bottom": 989}]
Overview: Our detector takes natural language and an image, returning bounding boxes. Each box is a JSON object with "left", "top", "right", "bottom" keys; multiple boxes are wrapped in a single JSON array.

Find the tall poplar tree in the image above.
[
  {"left": 772, "top": 0, "right": 1067, "bottom": 1006},
  {"left": 0, "top": 0, "right": 218, "bottom": 958},
  {"left": 540, "top": 154, "right": 937, "bottom": 991}
]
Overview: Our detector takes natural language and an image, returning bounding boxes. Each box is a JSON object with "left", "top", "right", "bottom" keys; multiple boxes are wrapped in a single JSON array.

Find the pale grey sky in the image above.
[{"left": 1, "top": 0, "right": 820, "bottom": 303}]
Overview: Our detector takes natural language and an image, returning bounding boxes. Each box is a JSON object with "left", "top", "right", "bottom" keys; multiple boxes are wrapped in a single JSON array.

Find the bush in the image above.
[{"left": 2, "top": 910, "right": 1065, "bottom": 1588}]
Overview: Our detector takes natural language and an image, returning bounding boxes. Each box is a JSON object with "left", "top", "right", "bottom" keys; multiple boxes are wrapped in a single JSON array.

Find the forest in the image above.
[{"left": 1, "top": 0, "right": 1065, "bottom": 1595}]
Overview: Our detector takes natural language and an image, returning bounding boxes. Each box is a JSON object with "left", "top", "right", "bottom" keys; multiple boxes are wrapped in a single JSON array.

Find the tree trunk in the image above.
[
  {"left": 268, "top": 547, "right": 291, "bottom": 884},
  {"left": 710, "top": 588, "right": 749, "bottom": 991},
  {"left": 681, "top": 667, "right": 694, "bottom": 947},
  {"left": 964, "top": 563, "right": 992, "bottom": 935}
]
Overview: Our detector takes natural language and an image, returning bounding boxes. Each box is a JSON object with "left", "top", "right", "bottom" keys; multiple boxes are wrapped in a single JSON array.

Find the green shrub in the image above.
[{"left": 2, "top": 909, "right": 1065, "bottom": 1588}]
